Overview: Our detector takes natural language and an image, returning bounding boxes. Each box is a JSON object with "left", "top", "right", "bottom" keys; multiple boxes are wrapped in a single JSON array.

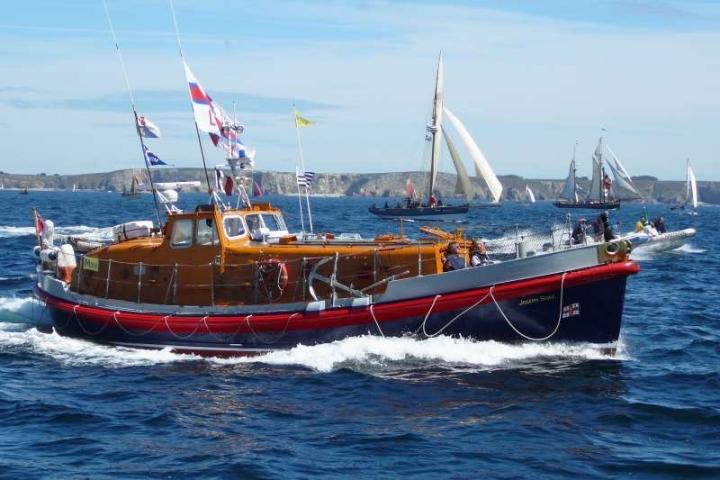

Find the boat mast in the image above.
[
  {"left": 427, "top": 52, "right": 444, "bottom": 202},
  {"left": 102, "top": 0, "right": 162, "bottom": 225},
  {"left": 169, "top": 0, "right": 213, "bottom": 197},
  {"left": 572, "top": 141, "right": 578, "bottom": 202}
]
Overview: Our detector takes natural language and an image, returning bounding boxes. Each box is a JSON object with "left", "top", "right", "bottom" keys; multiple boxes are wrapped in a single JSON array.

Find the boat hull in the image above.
[
  {"left": 35, "top": 261, "right": 639, "bottom": 356},
  {"left": 626, "top": 228, "right": 696, "bottom": 253},
  {"left": 553, "top": 200, "right": 620, "bottom": 210},
  {"left": 368, "top": 204, "right": 469, "bottom": 220}
]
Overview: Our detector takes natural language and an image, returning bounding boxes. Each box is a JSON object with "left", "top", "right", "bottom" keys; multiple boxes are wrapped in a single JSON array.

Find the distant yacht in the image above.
[
  {"left": 554, "top": 137, "right": 642, "bottom": 210},
  {"left": 671, "top": 159, "right": 699, "bottom": 213},
  {"left": 369, "top": 53, "right": 502, "bottom": 220},
  {"left": 525, "top": 185, "right": 536, "bottom": 203}
]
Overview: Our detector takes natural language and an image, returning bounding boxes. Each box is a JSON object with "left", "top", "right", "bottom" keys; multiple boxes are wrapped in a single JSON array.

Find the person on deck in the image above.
[
  {"left": 571, "top": 219, "right": 587, "bottom": 245},
  {"left": 598, "top": 212, "right": 614, "bottom": 242},
  {"left": 443, "top": 242, "right": 466, "bottom": 271},
  {"left": 469, "top": 240, "right": 490, "bottom": 266},
  {"left": 635, "top": 216, "right": 646, "bottom": 232},
  {"left": 429, "top": 194, "right": 437, "bottom": 208},
  {"left": 653, "top": 217, "right": 667, "bottom": 234}
]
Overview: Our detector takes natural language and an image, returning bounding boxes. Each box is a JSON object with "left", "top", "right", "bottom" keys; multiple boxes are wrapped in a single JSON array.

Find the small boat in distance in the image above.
[
  {"left": 369, "top": 53, "right": 502, "bottom": 220},
  {"left": 554, "top": 137, "right": 642, "bottom": 210},
  {"left": 671, "top": 159, "right": 699, "bottom": 213},
  {"left": 121, "top": 170, "right": 144, "bottom": 197},
  {"left": 19, "top": 186, "right": 29, "bottom": 195}
]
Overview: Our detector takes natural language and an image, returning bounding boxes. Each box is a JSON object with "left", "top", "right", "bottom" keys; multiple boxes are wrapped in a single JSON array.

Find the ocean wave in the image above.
[
  {"left": 0, "top": 225, "right": 107, "bottom": 239},
  {"left": 0, "top": 326, "right": 626, "bottom": 371},
  {"left": 217, "top": 335, "right": 627, "bottom": 373},
  {"left": 0, "top": 296, "right": 39, "bottom": 325},
  {"left": 0, "top": 328, "right": 199, "bottom": 367}
]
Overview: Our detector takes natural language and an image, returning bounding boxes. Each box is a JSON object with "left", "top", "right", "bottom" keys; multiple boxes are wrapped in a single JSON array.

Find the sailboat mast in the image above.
[
  {"left": 169, "top": 0, "right": 213, "bottom": 195},
  {"left": 427, "top": 52, "right": 444, "bottom": 201},
  {"left": 102, "top": 0, "right": 161, "bottom": 225},
  {"left": 572, "top": 141, "right": 578, "bottom": 202}
]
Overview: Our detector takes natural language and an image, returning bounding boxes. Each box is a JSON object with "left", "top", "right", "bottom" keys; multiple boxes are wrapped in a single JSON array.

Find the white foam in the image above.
[
  {"left": 0, "top": 224, "right": 105, "bottom": 238},
  {"left": 0, "top": 327, "right": 198, "bottom": 366},
  {"left": 0, "top": 297, "right": 39, "bottom": 324},
  {"left": 214, "top": 335, "right": 625, "bottom": 373},
  {"left": 673, "top": 243, "right": 705, "bottom": 254}
]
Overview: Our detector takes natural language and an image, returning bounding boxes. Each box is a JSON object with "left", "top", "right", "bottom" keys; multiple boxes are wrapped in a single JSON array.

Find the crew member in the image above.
[
  {"left": 571, "top": 219, "right": 587, "bottom": 245},
  {"left": 635, "top": 216, "right": 646, "bottom": 232},
  {"left": 469, "top": 240, "right": 490, "bottom": 266},
  {"left": 653, "top": 217, "right": 667, "bottom": 234},
  {"left": 599, "top": 212, "right": 614, "bottom": 242},
  {"left": 429, "top": 194, "right": 437, "bottom": 208},
  {"left": 443, "top": 242, "right": 466, "bottom": 271}
]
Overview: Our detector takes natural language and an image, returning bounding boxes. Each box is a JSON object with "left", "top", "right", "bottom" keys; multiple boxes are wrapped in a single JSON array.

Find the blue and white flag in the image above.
[
  {"left": 296, "top": 171, "right": 315, "bottom": 187},
  {"left": 143, "top": 145, "right": 167, "bottom": 166}
]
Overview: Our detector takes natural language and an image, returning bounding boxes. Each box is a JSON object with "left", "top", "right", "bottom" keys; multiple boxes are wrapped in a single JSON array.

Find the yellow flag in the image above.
[{"left": 294, "top": 110, "right": 313, "bottom": 128}]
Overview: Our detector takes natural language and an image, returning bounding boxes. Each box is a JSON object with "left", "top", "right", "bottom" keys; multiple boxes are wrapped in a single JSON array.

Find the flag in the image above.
[
  {"left": 294, "top": 110, "right": 313, "bottom": 128},
  {"left": 562, "top": 302, "right": 580, "bottom": 319},
  {"left": 143, "top": 145, "right": 167, "bottom": 166},
  {"left": 296, "top": 171, "right": 315, "bottom": 187},
  {"left": 33, "top": 209, "right": 44, "bottom": 237},
  {"left": 136, "top": 115, "right": 161, "bottom": 138},
  {"left": 183, "top": 60, "right": 251, "bottom": 159}
]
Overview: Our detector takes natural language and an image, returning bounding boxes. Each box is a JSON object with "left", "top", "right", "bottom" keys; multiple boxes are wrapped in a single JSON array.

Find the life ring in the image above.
[{"left": 257, "top": 259, "right": 289, "bottom": 301}]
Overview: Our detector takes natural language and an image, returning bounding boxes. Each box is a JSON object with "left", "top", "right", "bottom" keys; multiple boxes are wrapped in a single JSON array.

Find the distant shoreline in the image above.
[{"left": 1, "top": 168, "right": 718, "bottom": 203}]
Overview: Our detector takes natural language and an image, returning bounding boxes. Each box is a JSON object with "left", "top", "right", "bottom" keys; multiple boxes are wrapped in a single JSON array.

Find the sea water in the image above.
[{"left": 1, "top": 191, "right": 718, "bottom": 478}]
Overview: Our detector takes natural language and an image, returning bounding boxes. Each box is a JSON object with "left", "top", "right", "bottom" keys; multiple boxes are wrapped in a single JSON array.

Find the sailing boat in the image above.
[
  {"left": 369, "top": 53, "right": 502, "bottom": 219},
  {"left": 554, "top": 137, "right": 642, "bottom": 210},
  {"left": 671, "top": 159, "right": 699, "bottom": 212},
  {"left": 19, "top": 186, "right": 29, "bottom": 195},
  {"left": 121, "top": 170, "right": 143, "bottom": 197},
  {"left": 525, "top": 185, "right": 536, "bottom": 203}
]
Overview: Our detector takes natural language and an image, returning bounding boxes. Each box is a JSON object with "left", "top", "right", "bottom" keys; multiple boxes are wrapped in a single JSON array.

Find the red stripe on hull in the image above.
[{"left": 35, "top": 262, "right": 639, "bottom": 335}]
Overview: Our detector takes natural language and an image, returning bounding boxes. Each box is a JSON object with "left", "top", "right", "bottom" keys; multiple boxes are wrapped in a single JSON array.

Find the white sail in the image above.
[
  {"left": 687, "top": 160, "right": 698, "bottom": 209},
  {"left": 427, "top": 53, "right": 444, "bottom": 200},
  {"left": 588, "top": 137, "right": 603, "bottom": 201},
  {"left": 443, "top": 107, "right": 502, "bottom": 203},
  {"left": 606, "top": 146, "right": 642, "bottom": 199},
  {"left": 442, "top": 128, "right": 473, "bottom": 200},
  {"left": 525, "top": 185, "right": 536, "bottom": 203},
  {"left": 560, "top": 159, "right": 577, "bottom": 201}
]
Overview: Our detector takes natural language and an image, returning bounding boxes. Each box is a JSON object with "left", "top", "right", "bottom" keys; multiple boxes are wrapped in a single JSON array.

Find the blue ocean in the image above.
[{"left": 0, "top": 191, "right": 718, "bottom": 479}]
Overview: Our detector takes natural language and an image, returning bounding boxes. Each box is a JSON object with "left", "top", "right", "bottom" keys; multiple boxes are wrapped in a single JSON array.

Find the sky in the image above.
[{"left": 1, "top": 0, "right": 720, "bottom": 180}]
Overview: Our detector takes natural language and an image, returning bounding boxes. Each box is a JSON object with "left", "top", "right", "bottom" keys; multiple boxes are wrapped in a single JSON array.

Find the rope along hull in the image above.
[{"left": 35, "top": 262, "right": 638, "bottom": 356}]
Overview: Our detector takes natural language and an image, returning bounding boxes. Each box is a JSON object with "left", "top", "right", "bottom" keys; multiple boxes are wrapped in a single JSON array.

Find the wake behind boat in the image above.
[{"left": 369, "top": 53, "right": 501, "bottom": 220}]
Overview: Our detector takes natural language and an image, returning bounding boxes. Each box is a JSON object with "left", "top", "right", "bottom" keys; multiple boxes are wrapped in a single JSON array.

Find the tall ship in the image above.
[
  {"left": 554, "top": 137, "right": 643, "bottom": 210},
  {"left": 369, "top": 54, "right": 503, "bottom": 220}
]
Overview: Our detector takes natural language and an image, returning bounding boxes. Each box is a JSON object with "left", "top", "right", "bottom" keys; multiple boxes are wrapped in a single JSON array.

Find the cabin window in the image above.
[
  {"left": 261, "top": 214, "right": 281, "bottom": 231},
  {"left": 246, "top": 214, "right": 261, "bottom": 233},
  {"left": 171, "top": 219, "right": 193, "bottom": 248},
  {"left": 223, "top": 216, "right": 246, "bottom": 239},
  {"left": 196, "top": 217, "right": 218, "bottom": 246}
]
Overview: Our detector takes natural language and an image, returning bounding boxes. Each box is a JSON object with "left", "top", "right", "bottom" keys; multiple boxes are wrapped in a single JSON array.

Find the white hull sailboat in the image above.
[{"left": 369, "top": 53, "right": 502, "bottom": 219}]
